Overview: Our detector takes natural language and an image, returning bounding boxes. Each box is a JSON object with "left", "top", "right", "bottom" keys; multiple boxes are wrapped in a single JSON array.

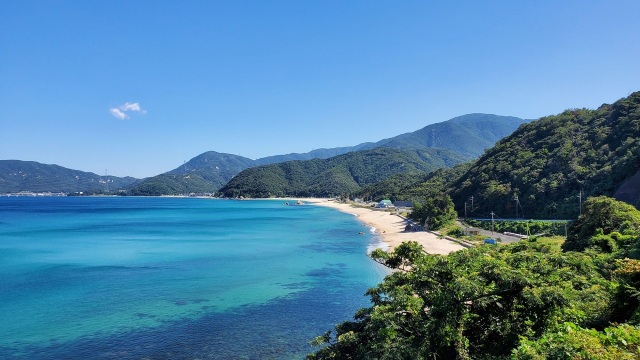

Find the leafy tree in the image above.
[
  {"left": 309, "top": 241, "right": 616, "bottom": 359},
  {"left": 513, "top": 322, "right": 640, "bottom": 359},
  {"left": 410, "top": 194, "right": 457, "bottom": 231},
  {"left": 564, "top": 196, "right": 640, "bottom": 257}
]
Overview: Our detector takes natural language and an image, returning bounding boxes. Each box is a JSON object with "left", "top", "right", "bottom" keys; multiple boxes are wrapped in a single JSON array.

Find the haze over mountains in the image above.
[{"left": 0, "top": 113, "right": 526, "bottom": 194}]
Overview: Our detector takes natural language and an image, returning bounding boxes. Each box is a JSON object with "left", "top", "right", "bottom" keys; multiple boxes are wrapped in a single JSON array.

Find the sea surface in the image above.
[{"left": 0, "top": 197, "right": 387, "bottom": 359}]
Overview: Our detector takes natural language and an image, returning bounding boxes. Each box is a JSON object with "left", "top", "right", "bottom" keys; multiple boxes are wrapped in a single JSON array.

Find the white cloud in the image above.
[
  {"left": 109, "top": 107, "right": 128, "bottom": 120},
  {"left": 109, "top": 102, "right": 147, "bottom": 119},
  {"left": 120, "top": 102, "right": 141, "bottom": 111}
]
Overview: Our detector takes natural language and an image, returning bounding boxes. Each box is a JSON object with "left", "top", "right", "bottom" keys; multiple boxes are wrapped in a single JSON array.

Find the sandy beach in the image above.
[{"left": 302, "top": 198, "right": 466, "bottom": 255}]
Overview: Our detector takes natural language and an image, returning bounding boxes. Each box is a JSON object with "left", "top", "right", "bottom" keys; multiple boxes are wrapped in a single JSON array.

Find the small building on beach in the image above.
[{"left": 376, "top": 199, "right": 394, "bottom": 208}]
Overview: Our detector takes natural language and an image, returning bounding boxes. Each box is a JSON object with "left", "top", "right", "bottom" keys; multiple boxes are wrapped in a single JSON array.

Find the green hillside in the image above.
[
  {"left": 310, "top": 196, "right": 640, "bottom": 359},
  {"left": 128, "top": 173, "right": 215, "bottom": 196},
  {"left": 134, "top": 113, "right": 524, "bottom": 195},
  {"left": 257, "top": 114, "right": 526, "bottom": 164},
  {"left": 359, "top": 92, "right": 640, "bottom": 219},
  {"left": 128, "top": 151, "right": 255, "bottom": 196},
  {"left": 0, "top": 160, "right": 138, "bottom": 193},
  {"left": 372, "top": 113, "right": 528, "bottom": 158},
  {"left": 355, "top": 163, "right": 473, "bottom": 202},
  {"left": 219, "top": 148, "right": 468, "bottom": 198},
  {"left": 448, "top": 91, "right": 640, "bottom": 219}
]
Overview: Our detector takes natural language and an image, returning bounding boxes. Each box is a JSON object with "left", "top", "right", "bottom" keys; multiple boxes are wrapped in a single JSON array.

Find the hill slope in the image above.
[
  {"left": 446, "top": 91, "right": 640, "bottom": 219},
  {"left": 0, "top": 160, "right": 138, "bottom": 193},
  {"left": 127, "top": 151, "right": 255, "bottom": 195},
  {"left": 370, "top": 113, "right": 528, "bottom": 158},
  {"left": 218, "top": 147, "right": 468, "bottom": 198},
  {"left": 254, "top": 113, "right": 526, "bottom": 164},
  {"left": 138, "top": 114, "right": 525, "bottom": 195}
]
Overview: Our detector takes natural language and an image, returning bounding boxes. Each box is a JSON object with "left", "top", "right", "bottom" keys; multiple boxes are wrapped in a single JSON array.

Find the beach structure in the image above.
[{"left": 376, "top": 200, "right": 394, "bottom": 208}]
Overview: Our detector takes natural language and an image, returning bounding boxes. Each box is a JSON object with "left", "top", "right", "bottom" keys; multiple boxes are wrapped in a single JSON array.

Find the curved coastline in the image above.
[{"left": 285, "top": 198, "right": 465, "bottom": 254}]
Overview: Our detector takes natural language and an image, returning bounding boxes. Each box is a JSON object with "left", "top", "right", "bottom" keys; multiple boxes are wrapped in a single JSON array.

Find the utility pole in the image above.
[
  {"left": 470, "top": 196, "right": 474, "bottom": 212},
  {"left": 490, "top": 211, "right": 495, "bottom": 235},
  {"left": 464, "top": 202, "right": 467, "bottom": 219},
  {"left": 514, "top": 194, "right": 519, "bottom": 219},
  {"left": 577, "top": 190, "right": 583, "bottom": 217}
]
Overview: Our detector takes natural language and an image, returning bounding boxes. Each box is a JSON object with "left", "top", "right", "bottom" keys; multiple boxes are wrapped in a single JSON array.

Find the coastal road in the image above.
[{"left": 457, "top": 221, "right": 524, "bottom": 244}]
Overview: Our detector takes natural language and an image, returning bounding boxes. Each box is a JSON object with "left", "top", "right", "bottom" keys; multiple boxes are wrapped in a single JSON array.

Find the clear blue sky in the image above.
[{"left": 1, "top": 1, "right": 639, "bottom": 178}]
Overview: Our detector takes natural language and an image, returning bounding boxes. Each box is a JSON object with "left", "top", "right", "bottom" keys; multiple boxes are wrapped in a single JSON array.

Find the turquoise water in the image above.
[{"left": 0, "top": 197, "right": 387, "bottom": 359}]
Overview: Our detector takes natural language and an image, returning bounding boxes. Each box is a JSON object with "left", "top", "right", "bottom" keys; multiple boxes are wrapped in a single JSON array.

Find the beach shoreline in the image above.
[{"left": 287, "top": 198, "right": 466, "bottom": 255}]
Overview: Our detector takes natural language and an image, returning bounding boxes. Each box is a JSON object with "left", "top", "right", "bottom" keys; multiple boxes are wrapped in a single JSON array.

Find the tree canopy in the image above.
[
  {"left": 309, "top": 197, "right": 640, "bottom": 359},
  {"left": 219, "top": 148, "right": 468, "bottom": 198}
]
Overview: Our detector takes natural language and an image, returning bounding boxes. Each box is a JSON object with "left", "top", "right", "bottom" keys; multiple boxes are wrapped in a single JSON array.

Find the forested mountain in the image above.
[
  {"left": 253, "top": 114, "right": 526, "bottom": 164},
  {"left": 3, "top": 113, "right": 524, "bottom": 195},
  {"left": 128, "top": 151, "right": 255, "bottom": 195},
  {"left": 359, "top": 92, "right": 640, "bottom": 219},
  {"left": 128, "top": 173, "right": 215, "bottom": 196},
  {"left": 369, "top": 113, "right": 528, "bottom": 158},
  {"left": 218, "top": 148, "right": 468, "bottom": 198},
  {"left": 355, "top": 163, "right": 473, "bottom": 202},
  {"left": 448, "top": 91, "right": 640, "bottom": 219},
  {"left": 128, "top": 114, "right": 525, "bottom": 195},
  {"left": 0, "top": 160, "right": 138, "bottom": 193},
  {"left": 253, "top": 145, "right": 374, "bottom": 165}
]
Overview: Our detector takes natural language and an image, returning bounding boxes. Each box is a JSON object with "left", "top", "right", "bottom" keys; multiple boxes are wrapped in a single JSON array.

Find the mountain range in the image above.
[
  {"left": 218, "top": 147, "right": 468, "bottom": 198},
  {"left": 348, "top": 91, "right": 640, "bottom": 219},
  {"left": 128, "top": 113, "right": 527, "bottom": 195},
  {"left": 0, "top": 160, "right": 137, "bottom": 193},
  {"left": 0, "top": 113, "right": 526, "bottom": 195},
  {"left": 448, "top": 91, "right": 640, "bottom": 219}
]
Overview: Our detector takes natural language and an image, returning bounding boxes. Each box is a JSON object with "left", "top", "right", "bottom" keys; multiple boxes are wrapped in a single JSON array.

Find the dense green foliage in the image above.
[
  {"left": 410, "top": 194, "right": 457, "bottom": 231},
  {"left": 359, "top": 92, "right": 640, "bottom": 219},
  {"left": 219, "top": 148, "right": 468, "bottom": 198},
  {"left": 128, "top": 173, "right": 215, "bottom": 196},
  {"left": 448, "top": 92, "right": 640, "bottom": 219},
  {"left": 355, "top": 163, "right": 473, "bottom": 203},
  {"left": 0, "top": 160, "right": 138, "bottom": 193},
  {"left": 465, "top": 219, "right": 569, "bottom": 237},
  {"left": 354, "top": 173, "right": 429, "bottom": 202},
  {"left": 309, "top": 197, "right": 640, "bottom": 359},
  {"left": 564, "top": 196, "right": 640, "bottom": 258},
  {"left": 306, "top": 94, "right": 640, "bottom": 358}
]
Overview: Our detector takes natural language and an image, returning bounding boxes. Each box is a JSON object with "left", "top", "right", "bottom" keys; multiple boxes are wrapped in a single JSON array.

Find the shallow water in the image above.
[{"left": 0, "top": 197, "right": 386, "bottom": 359}]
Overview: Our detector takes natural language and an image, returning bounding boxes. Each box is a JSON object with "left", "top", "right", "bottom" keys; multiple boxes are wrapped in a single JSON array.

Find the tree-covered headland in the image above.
[{"left": 309, "top": 196, "right": 640, "bottom": 359}]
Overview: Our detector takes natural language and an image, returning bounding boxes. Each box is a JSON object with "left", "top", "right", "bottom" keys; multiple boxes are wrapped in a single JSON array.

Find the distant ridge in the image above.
[
  {"left": 255, "top": 113, "right": 527, "bottom": 164},
  {"left": 0, "top": 160, "right": 138, "bottom": 193}
]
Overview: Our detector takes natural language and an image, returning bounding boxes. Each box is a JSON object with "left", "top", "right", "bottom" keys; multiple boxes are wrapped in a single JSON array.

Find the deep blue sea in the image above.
[{"left": 0, "top": 197, "right": 387, "bottom": 359}]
